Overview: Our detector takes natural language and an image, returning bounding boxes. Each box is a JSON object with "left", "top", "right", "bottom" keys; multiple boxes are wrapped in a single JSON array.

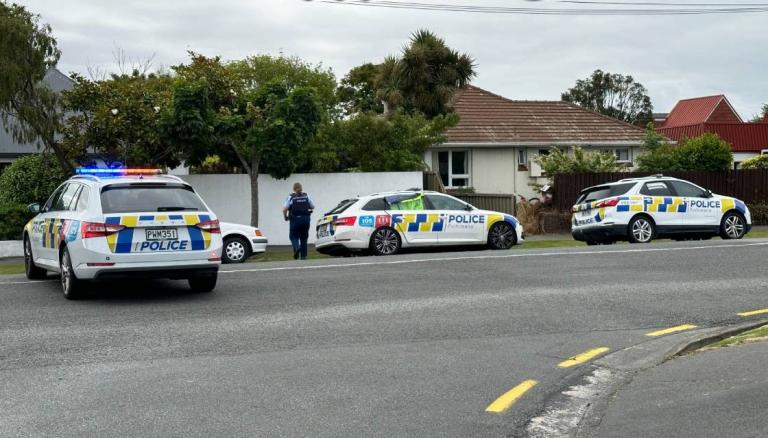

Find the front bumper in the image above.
[
  {"left": 250, "top": 237, "right": 268, "bottom": 254},
  {"left": 572, "top": 224, "right": 626, "bottom": 242}
]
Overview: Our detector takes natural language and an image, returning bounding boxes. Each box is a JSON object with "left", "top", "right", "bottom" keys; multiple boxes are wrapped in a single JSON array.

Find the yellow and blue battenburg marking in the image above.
[
  {"left": 486, "top": 214, "right": 519, "bottom": 230},
  {"left": 104, "top": 214, "right": 212, "bottom": 253},
  {"left": 392, "top": 214, "right": 444, "bottom": 233},
  {"left": 41, "top": 218, "right": 66, "bottom": 249}
]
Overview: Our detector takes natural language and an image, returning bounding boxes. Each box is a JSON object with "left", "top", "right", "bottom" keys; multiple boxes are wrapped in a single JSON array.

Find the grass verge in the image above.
[
  {"left": 704, "top": 324, "right": 768, "bottom": 349},
  {"left": 0, "top": 264, "right": 25, "bottom": 275}
]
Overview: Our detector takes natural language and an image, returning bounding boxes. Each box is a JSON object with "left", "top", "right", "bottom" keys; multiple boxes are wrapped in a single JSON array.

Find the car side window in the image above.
[
  {"left": 362, "top": 197, "right": 389, "bottom": 211},
  {"left": 386, "top": 194, "right": 425, "bottom": 211},
  {"left": 669, "top": 181, "right": 707, "bottom": 198},
  {"left": 43, "top": 185, "right": 66, "bottom": 212},
  {"left": 425, "top": 194, "right": 468, "bottom": 211},
  {"left": 640, "top": 181, "right": 673, "bottom": 197},
  {"left": 74, "top": 186, "right": 90, "bottom": 212},
  {"left": 51, "top": 184, "right": 80, "bottom": 212}
]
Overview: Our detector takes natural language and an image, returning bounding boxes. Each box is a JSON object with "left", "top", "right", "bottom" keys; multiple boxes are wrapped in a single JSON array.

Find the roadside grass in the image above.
[
  {"left": 704, "top": 324, "right": 768, "bottom": 350},
  {"left": 0, "top": 264, "right": 25, "bottom": 275},
  {"left": 747, "top": 230, "right": 768, "bottom": 239},
  {"left": 247, "top": 246, "right": 332, "bottom": 263}
]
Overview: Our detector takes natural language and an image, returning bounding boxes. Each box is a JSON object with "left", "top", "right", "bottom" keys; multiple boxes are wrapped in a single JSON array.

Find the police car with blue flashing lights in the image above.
[
  {"left": 22, "top": 168, "right": 223, "bottom": 299},
  {"left": 315, "top": 190, "right": 524, "bottom": 256},
  {"left": 571, "top": 175, "right": 751, "bottom": 245},
  {"left": 220, "top": 222, "right": 268, "bottom": 264}
]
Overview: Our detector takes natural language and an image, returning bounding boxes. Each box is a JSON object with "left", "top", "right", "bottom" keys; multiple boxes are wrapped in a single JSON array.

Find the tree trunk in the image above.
[{"left": 249, "top": 155, "right": 260, "bottom": 227}]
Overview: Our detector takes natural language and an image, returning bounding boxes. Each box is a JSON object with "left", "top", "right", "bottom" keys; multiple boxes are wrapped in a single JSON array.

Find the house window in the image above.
[
  {"left": 517, "top": 148, "right": 528, "bottom": 171},
  {"left": 613, "top": 148, "right": 631, "bottom": 164},
  {"left": 437, "top": 150, "right": 470, "bottom": 188}
]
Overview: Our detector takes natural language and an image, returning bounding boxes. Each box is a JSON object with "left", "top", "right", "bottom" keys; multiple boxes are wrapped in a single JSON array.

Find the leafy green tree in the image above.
[
  {"left": 0, "top": 2, "right": 71, "bottom": 171},
  {"left": 635, "top": 124, "right": 681, "bottom": 172},
  {"left": 675, "top": 133, "right": 733, "bottom": 171},
  {"left": 61, "top": 72, "right": 176, "bottom": 167},
  {"left": 376, "top": 30, "right": 475, "bottom": 118},
  {"left": 534, "top": 146, "right": 620, "bottom": 175},
  {"left": 562, "top": 69, "right": 653, "bottom": 126},
  {"left": 0, "top": 154, "right": 68, "bottom": 205},
  {"left": 161, "top": 54, "right": 325, "bottom": 226},
  {"left": 741, "top": 154, "right": 768, "bottom": 169},
  {"left": 749, "top": 103, "right": 768, "bottom": 123},
  {"left": 337, "top": 63, "right": 383, "bottom": 115}
]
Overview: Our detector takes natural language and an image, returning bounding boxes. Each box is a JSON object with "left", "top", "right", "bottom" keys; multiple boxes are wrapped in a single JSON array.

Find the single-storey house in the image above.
[
  {"left": 656, "top": 95, "right": 768, "bottom": 167},
  {"left": 425, "top": 85, "right": 648, "bottom": 198},
  {"left": 0, "top": 68, "right": 74, "bottom": 172}
]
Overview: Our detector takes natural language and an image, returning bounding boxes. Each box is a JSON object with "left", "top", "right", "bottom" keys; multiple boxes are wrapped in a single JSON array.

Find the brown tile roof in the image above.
[{"left": 444, "top": 85, "right": 647, "bottom": 145}]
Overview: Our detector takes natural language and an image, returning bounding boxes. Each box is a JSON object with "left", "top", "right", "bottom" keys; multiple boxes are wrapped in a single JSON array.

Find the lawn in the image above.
[{"left": 0, "top": 264, "right": 25, "bottom": 275}]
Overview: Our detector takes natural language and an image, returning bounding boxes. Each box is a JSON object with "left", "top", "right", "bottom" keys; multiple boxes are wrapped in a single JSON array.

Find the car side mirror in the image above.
[
  {"left": 28, "top": 203, "right": 40, "bottom": 214},
  {"left": 464, "top": 204, "right": 474, "bottom": 211},
  {"left": 705, "top": 189, "right": 713, "bottom": 198}
]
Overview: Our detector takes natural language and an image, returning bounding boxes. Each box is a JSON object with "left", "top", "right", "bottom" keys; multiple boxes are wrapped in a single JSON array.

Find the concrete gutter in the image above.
[
  {"left": 526, "top": 319, "right": 768, "bottom": 438},
  {"left": 0, "top": 241, "right": 22, "bottom": 258}
]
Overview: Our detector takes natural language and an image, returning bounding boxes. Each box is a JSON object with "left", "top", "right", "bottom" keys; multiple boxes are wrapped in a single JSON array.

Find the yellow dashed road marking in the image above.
[
  {"left": 485, "top": 380, "right": 538, "bottom": 413},
  {"left": 645, "top": 324, "right": 697, "bottom": 337},
  {"left": 738, "top": 308, "right": 768, "bottom": 317},
  {"left": 558, "top": 347, "right": 610, "bottom": 368}
]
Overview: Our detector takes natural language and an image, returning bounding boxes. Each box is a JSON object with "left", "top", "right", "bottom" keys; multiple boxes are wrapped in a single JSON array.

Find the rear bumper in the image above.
[
  {"left": 94, "top": 265, "right": 219, "bottom": 280},
  {"left": 572, "top": 224, "right": 626, "bottom": 242}
]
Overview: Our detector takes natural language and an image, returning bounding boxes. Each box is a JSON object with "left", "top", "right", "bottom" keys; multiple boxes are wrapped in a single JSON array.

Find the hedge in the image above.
[
  {"left": 749, "top": 204, "right": 768, "bottom": 226},
  {"left": 0, "top": 203, "right": 34, "bottom": 241}
]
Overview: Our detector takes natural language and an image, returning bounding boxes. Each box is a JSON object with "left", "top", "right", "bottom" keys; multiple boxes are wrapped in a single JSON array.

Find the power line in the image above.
[{"left": 316, "top": 0, "right": 768, "bottom": 15}]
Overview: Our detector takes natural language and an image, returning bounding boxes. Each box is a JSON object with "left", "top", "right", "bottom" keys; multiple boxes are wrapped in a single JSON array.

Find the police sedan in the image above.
[
  {"left": 571, "top": 175, "right": 751, "bottom": 245},
  {"left": 221, "top": 222, "right": 268, "bottom": 264},
  {"left": 22, "top": 168, "right": 223, "bottom": 299},
  {"left": 315, "top": 190, "right": 523, "bottom": 256}
]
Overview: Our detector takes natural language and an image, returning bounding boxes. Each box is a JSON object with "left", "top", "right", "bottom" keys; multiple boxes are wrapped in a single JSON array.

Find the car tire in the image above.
[
  {"left": 188, "top": 274, "right": 217, "bottom": 292},
  {"left": 370, "top": 227, "right": 401, "bottom": 256},
  {"left": 222, "top": 236, "right": 250, "bottom": 264},
  {"left": 720, "top": 212, "right": 746, "bottom": 240},
  {"left": 60, "top": 247, "right": 85, "bottom": 300},
  {"left": 24, "top": 236, "right": 47, "bottom": 280},
  {"left": 487, "top": 222, "right": 517, "bottom": 250},
  {"left": 628, "top": 216, "right": 655, "bottom": 244}
]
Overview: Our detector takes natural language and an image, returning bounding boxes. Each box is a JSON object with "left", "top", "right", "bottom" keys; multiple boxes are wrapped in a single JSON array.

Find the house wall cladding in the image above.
[{"left": 553, "top": 169, "right": 768, "bottom": 212}]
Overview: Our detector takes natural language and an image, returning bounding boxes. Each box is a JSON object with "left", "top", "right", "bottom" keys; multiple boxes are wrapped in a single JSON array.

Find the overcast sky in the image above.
[{"left": 21, "top": 0, "right": 768, "bottom": 118}]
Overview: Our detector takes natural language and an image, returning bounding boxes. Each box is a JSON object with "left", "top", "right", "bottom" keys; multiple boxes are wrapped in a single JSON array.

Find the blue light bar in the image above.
[{"left": 75, "top": 168, "right": 163, "bottom": 177}]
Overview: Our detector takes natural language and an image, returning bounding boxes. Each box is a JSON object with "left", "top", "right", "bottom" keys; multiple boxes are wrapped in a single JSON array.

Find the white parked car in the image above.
[
  {"left": 571, "top": 175, "right": 752, "bottom": 245},
  {"left": 220, "top": 222, "right": 268, "bottom": 264},
  {"left": 315, "top": 190, "right": 524, "bottom": 256},
  {"left": 22, "top": 168, "right": 223, "bottom": 299}
]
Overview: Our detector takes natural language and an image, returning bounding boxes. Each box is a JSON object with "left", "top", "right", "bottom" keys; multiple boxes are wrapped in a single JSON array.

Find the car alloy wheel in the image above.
[
  {"left": 723, "top": 214, "right": 745, "bottom": 239},
  {"left": 372, "top": 228, "right": 400, "bottom": 255},
  {"left": 61, "top": 250, "right": 72, "bottom": 294},
  {"left": 488, "top": 222, "right": 515, "bottom": 249},
  {"left": 225, "top": 239, "right": 246, "bottom": 263},
  {"left": 631, "top": 218, "right": 653, "bottom": 243}
]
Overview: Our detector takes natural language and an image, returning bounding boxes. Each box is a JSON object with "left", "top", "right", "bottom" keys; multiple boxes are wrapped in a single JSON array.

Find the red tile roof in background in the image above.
[
  {"left": 445, "top": 85, "right": 646, "bottom": 144},
  {"left": 661, "top": 95, "right": 742, "bottom": 128},
  {"left": 659, "top": 123, "right": 768, "bottom": 152}
]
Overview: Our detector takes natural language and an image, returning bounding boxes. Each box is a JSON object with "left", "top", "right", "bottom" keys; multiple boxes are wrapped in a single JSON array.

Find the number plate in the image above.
[
  {"left": 146, "top": 228, "right": 178, "bottom": 241},
  {"left": 317, "top": 227, "right": 330, "bottom": 238}
]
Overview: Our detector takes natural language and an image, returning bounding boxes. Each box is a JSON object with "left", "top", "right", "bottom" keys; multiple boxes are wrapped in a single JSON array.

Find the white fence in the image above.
[{"left": 180, "top": 172, "right": 423, "bottom": 245}]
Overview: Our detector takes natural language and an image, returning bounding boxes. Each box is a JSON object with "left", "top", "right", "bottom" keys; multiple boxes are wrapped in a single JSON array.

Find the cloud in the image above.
[{"left": 23, "top": 0, "right": 768, "bottom": 116}]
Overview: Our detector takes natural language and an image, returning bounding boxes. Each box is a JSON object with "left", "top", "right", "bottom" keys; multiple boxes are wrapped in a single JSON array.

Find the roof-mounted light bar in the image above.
[{"left": 75, "top": 168, "right": 163, "bottom": 177}]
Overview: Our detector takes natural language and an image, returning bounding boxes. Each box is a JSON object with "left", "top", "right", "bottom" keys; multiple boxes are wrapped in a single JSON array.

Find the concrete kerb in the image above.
[{"left": 526, "top": 319, "right": 768, "bottom": 438}]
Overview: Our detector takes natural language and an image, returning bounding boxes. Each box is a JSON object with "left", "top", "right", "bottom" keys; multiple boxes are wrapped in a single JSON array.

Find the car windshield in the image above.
[
  {"left": 578, "top": 183, "right": 636, "bottom": 203},
  {"left": 100, "top": 183, "right": 207, "bottom": 214},
  {"left": 326, "top": 198, "right": 358, "bottom": 215}
]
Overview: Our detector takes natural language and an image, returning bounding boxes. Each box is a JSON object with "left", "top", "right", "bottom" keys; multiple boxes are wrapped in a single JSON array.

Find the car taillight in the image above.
[
  {"left": 596, "top": 198, "right": 619, "bottom": 208},
  {"left": 332, "top": 216, "right": 357, "bottom": 226},
  {"left": 196, "top": 219, "right": 221, "bottom": 234},
  {"left": 254, "top": 229, "right": 263, "bottom": 237},
  {"left": 81, "top": 221, "right": 125, "bottom": 238}
]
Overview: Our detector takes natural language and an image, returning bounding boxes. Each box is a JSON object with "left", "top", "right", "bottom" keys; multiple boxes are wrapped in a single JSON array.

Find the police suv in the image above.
[
  {"left": 23, "top": 168, "right": 223, "bottom": 299},
  {"left": 571, "top": 175, "right": 751, "bottom": 245},
  {"left": 315, "top": 190, "right": 523, "bottom": 255}
]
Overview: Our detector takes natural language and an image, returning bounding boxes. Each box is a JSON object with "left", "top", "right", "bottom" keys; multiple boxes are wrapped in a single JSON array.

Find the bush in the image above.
[
  {"left": 748, "top": 204, "right": 768, "bottom": 225},
  {"left": 535, "top": 146, "right": 620, "bottom": 176},
  {"left": 636, "top": 131, "right": 732, "bottom": 172},
  {"left": 0, "top": 203, "right": 34, "bottom": 240},
  {"left": 741, "top": 155, "right": 768, "bottom": 169},
  {"left": 0, "top": 154, "right": 69, "bottom": 205}
]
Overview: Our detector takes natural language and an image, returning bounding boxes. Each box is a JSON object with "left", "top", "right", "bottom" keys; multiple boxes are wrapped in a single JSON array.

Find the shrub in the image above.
[
  {"left": 0, "top": 203, "right": 34, "bottom": 240},
  {"left": 741, "top": 155, "right": 768, "bottom": 169},
  {"left": 748, "top": 204, "right": 768, "bottom": 225},
  {"left": 675, "top": 133, "right": 733, "bottom": 171},
  {"left": 0, "top": 154, "right": 69, "bottom": 205},
  {"left": 535, "top": 146, "right": 620, "bottom": 176}
]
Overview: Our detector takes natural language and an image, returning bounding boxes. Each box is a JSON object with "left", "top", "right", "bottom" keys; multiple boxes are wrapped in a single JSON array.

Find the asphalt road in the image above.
[{"left": 1, "top": 239, "right": 767, "bottom": 437}]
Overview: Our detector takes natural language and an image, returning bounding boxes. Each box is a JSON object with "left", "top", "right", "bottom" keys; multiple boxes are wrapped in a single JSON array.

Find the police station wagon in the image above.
[
  {"left": 315, "top": 190, "right": 523, "bottom": 256},
  {"left": 571, "top": 176, "right": 751, "bottom": 245},
  {"left": 23, "top": 168, "right": 223, "bottom": 299}
]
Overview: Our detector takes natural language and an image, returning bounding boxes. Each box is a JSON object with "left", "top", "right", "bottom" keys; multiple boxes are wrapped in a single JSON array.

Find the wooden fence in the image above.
[
  {"left": 553, "top": 169, "right": 768, "bottom": 212},
  {"left": 452, "top": 193, "right": 517, "bottom": 216},
  {"left": 423, "top": 171, "right": 447, "bottom": 193}
]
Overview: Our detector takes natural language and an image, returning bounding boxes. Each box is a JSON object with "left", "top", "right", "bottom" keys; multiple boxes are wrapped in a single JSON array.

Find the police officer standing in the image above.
[{"left": 283, "top": 182, "right": 315, "bottom": 260}]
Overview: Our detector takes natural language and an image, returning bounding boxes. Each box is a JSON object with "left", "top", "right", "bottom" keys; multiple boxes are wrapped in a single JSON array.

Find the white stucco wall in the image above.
[
  {"left": 470, "top": 148, "right": 517, "bottom": 195},
  {"left": 180, "top": 172, "right": 422, "bottom": 245}
]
